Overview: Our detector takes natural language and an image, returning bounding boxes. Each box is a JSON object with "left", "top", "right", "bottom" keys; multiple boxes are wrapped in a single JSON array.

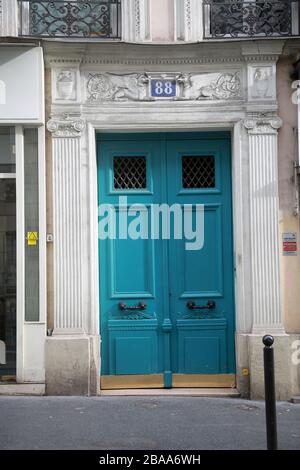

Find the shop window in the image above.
[
  {"left": 0, "top": 128, "right": 15, "bottom": 173},
  {"left": 0, "top": 126, "right": 16, "bottom": 379}
]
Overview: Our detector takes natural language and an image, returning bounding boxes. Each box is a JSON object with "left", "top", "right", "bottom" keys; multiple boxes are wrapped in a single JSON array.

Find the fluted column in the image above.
[
  {"left": 244, "top": 115, "right": 284, "bottom": 333},
  {"left": 1, "top": 1, "right": 18, "bottom": 37},
  {"left": 47, "top": 115, "right": 86, "bottom": 334}
]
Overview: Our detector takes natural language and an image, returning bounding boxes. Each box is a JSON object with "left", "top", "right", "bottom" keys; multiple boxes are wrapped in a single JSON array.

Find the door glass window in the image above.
[
  {"left": 0, "top": 128, "right": 15, "bottom": 173},
  {"left": 182, "top": 155, "right": 215, "bottom": 189},
  {"left": 113, "top": 156, "right": 147, "bottom": 190}
]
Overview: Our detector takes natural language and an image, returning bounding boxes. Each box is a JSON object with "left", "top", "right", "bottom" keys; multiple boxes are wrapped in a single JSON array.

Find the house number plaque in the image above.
[{"left": 151, "top": 79, "right": 177, "bottom": 98}]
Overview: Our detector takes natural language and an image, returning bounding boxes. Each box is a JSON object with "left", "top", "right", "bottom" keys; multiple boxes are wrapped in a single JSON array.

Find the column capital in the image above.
[
  {"left": 243, "top": 114, "right": 282, "bottom": 135},
  {"left": 47, "top": 113, "right": 85, "bottom": 138}
]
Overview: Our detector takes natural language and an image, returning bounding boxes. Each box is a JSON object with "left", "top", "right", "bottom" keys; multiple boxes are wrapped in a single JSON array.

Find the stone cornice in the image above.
[
  {"left": 45, "top": 57, "right": 83, "bottom": 68},
  {"left": 241, "top": 54, "right": 281, "bottom": 63},
  {"left": 46, "top": 55, "right": 245, "bottom": 67},
  {"left": 45, "top": 54, "right": 283, "bottom": 69},
  {"left": 81, "top": 56, "right": 245, "bottom": 66},
  {"left": 43, "top": 39, "right": 289, "bottom": 68},
  {"left": 241, "top": 40, "right": 285, "bottom": 60}
]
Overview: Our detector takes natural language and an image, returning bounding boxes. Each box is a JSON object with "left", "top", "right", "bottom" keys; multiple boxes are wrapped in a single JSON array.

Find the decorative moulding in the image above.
[
  {"left": 85, "top": 71, "right": 242, "bottom": 103},
  {"left": 47, "top": 57, "right": 83, "bottom": 66},
  {"left": 47, "top": 114, "right": 86, "bottom": 138},
  {"left": 247, "top": 64, "right": 276, "bottom": 102},
  {"left": 184, "top": 0, "right": 192, "bottom": 37},
  {"left": 0, "top": 0, "right": 18, "bottom": 37},
  {"left": 121, "top": 0, "right": 150, "bottom": 42},
  {"left": 243, "top": 114, "right": 282, "bottom": 135},
  {"left": 45, "top": 52, "right": 278, "bottom": 69},
  {"left": 135, "top": 0, "right": 141, "bottom": 38},
  {"left": 176, "top": 0, "right": 203, "bottom": 42},
  {"left": 242, "top": 54, "right": 281, "bottom": 63},
  {"left": 81, "top": 56, "right": 244, "bottom": 66},
  {"left": 54, "top": 69, "right": 77, "bottom": 102}
]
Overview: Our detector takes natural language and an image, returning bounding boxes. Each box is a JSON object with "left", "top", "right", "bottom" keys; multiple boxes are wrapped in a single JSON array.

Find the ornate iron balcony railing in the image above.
[
  {"left": 18, "top": 0, "right": 121, "bottom": 38},
  {"left": 203, "top": 0, "right": 300, "bottom": 38}
]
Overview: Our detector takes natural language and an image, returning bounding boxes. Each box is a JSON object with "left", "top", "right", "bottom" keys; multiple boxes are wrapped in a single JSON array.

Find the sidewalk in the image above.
[{"left": 0, "top": 396, "right": 299, "bottom": 450}]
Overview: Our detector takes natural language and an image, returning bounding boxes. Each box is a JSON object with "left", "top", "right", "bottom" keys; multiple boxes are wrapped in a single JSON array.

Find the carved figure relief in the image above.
[
  {"left": 87, "top": 73, "right": 150, "bottom": 102},
  {"left": 56, "top": 70, "right": 76, "bottom": 100},
  {"left": 252, "top": 67, "right": 271, "bottom": 98},
  {"left": 197, "top": 72, "right": 241, "bottom": 100},
  {"left": 85, "top": 71, "right": 242, "bottom": 103},
  {"left": 248, "top": 65, "right": 275, "bottom": 101}
]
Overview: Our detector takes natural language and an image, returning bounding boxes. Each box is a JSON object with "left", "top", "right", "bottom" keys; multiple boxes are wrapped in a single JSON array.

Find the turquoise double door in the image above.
[{"left": 97, "top": 133, "right": 235, "bottom": 389}]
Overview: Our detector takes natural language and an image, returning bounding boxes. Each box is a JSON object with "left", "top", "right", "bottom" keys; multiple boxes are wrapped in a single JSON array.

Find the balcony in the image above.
[
  {"left": 18, "top": 0, "right": 121, "bottom": 39},
  {"left": 203, "top": 0, "right": 300, "bottom": 39}
]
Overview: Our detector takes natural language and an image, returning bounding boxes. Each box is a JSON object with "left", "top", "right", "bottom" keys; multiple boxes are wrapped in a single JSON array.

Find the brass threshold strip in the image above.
[{"left": 101, "top": 374, "right": 236, "bottom": 390}]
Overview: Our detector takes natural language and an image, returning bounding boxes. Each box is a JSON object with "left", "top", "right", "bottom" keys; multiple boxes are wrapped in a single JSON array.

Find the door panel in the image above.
[
  {"left": 172, "top": 205, "right": 223, "bottom": 298},
  {"left": 108, "top": 232, "right": 155, "bottom": 298},
  {"left": 98, "top": 139, "right": 168, "bottom": 385},
  {"left": 166, "top": 139, "right": 235, "bottom": 379},
  {"left": 98, "top": 133, "right": 235, "bottom": 389}
]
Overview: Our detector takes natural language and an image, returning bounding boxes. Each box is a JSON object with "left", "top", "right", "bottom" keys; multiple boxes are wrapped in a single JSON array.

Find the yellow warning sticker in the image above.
[{"left": 27, "top": 232, "right": 38, "bottom": 246}]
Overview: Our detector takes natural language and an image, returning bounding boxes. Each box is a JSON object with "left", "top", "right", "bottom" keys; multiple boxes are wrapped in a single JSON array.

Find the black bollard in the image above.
[{"left": 262, "top": 335, "right": 278, "bottom": 450}]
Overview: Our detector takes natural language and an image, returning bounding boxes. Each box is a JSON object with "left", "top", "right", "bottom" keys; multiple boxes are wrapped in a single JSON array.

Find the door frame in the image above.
[
  {"left": 0, "top": 125, "right": 47, "bottom": 384},
  {"left": 97, "top": 132, "right": 236, "bottom": 388},
  {"left": 88, "top": 122, "right": 249, "bottom": 390}
]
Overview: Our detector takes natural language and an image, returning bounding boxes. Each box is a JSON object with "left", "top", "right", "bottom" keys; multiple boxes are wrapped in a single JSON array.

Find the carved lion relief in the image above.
[{"left": 85, "top": 71, "right": 242, "bottom": 102}]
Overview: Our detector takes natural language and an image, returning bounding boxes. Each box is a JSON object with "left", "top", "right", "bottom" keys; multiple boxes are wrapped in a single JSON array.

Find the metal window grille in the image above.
[
  {"left": 182, "top": 156, "right": 215, "bottom": 189},
  {"left": 18, "top": 0, "right": 121, "bottom": 38},
  {"left": 113, "top": 156, "right": 147, "bottom": 190}
]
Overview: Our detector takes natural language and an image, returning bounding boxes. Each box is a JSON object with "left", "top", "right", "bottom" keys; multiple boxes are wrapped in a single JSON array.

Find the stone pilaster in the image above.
[
  {"left": 47, "top": 114, "right": 86, "bottom": 334},
  {"left": 244, "top": 115, "right": 284, "bottom": 334},
  {"left": 1, "top": 0, "right": 18, "bottom": 36}
]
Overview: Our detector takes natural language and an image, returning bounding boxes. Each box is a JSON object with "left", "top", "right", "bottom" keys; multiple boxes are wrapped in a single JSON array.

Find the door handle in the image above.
[
  {"left": 186, "top": 300, "right": 216, "bottom": 310},
  {"left": 118, "top": 302, "right": 147, "bottom": 311}
]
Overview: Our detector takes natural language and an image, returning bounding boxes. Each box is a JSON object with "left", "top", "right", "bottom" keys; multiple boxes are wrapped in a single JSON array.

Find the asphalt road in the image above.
[{"left": 0, "top": 396, "right": 299, "bottom": 450}]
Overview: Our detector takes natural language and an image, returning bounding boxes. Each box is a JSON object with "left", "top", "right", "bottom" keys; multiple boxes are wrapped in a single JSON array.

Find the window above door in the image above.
[{"left": 3, "top": 0, "right": 298, "bottom": 40}]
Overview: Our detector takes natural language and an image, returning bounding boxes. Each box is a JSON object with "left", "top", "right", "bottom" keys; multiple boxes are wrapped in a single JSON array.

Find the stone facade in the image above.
[
  {"left": 42, "top": 39, "right": 300, "bottom": 399},
  {"left": 0, "top": 1, "right": 300, "bottom": 399}
]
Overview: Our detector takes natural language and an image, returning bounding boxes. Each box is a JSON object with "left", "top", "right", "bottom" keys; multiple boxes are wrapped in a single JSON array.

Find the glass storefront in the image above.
[
  {"left": 0, "top": 128, "right": 16, "bottom": 379},
  {"left": 0, "top": 126, "right": 41, "bottom": 380},
  {"left": 0, "top": 127, "right": 15, "bottom": 173}
]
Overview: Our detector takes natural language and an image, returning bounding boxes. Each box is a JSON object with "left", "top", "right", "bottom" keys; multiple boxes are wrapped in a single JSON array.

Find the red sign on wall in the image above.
[{"left": 283, "top": 233, "right": 297, "bottom": 256}]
